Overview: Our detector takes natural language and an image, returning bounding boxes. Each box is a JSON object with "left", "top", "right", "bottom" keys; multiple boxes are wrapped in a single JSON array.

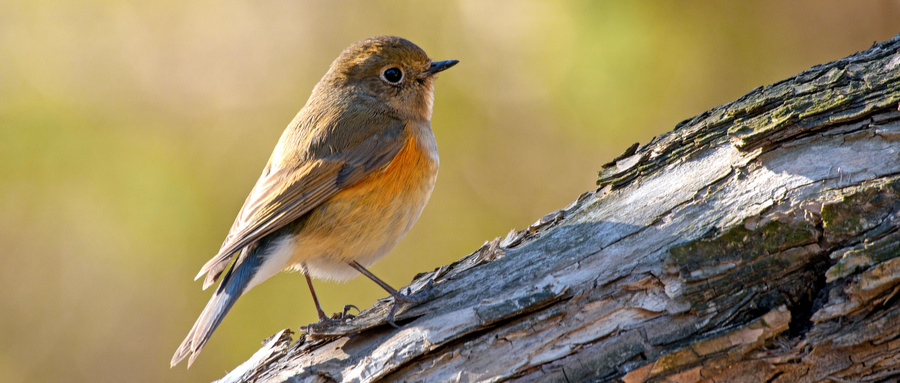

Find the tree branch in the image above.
[{"left": 216, "top": 33, "right": 900, "bottom": 383}]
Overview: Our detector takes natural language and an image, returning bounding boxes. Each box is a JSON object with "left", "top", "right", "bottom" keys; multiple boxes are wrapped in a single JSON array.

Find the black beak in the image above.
[{"left": 423, "top": 60, "right": 459, "bottom": 76}]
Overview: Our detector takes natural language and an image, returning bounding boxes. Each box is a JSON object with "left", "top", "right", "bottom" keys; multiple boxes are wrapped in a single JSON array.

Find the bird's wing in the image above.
[{"left": 195, "top": 117, "right": 408, "bottom": 289}]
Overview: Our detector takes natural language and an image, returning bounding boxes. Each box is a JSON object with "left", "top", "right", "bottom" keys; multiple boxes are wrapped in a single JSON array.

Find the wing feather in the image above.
[{"left": 195, "top": 115, "right": 407, "bottom": 289}]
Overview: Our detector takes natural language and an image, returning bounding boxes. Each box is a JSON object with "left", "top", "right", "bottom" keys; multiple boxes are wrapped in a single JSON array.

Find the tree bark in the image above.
[{"left": 216, "top": 33, "right": 900, "bottom": 383}]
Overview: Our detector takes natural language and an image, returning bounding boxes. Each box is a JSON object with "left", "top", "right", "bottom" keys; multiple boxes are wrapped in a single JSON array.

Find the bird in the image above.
[{"left": 171, "top": 35, "right": 457, "bottom": 368}]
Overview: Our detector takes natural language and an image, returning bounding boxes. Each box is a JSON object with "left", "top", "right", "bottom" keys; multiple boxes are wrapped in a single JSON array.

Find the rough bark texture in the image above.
[{"left": 216, "top": 34, "right": 900, "bottom": 383}]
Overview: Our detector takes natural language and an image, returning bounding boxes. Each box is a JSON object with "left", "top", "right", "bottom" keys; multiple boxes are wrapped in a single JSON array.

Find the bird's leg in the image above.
[
  {"left": 348, "top": 261, "right": 433, "bottom": 328},
  {"left": 303, "top": 271, "right": 330, "bottom": 322},
  {"left": 301, "top": 263, "right": 356, "bottom": 324},
  {"left": 341, "top": 304, "right": 360, "bottom": 318}
]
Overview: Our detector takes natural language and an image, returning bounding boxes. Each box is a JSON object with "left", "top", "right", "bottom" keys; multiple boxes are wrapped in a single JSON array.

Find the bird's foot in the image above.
[
  {"left": 303, "top": 305, "right": 359, "bottom": 333},
  {"left": 385, "top": 279, "right": 434, "bottom": 328},
  {"left": 332, "top": 304, "right": 360, "bottom": 320}
]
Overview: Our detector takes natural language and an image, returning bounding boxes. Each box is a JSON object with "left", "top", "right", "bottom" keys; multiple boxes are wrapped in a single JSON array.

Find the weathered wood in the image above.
[{"left": 217, "top": 33, "right": 900, "bottom": 383}]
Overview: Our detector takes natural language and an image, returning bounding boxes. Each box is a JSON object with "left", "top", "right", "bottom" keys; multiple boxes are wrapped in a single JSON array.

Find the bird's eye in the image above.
[{"left": 381, "top": 67, "right": 403, "bottom": 84}]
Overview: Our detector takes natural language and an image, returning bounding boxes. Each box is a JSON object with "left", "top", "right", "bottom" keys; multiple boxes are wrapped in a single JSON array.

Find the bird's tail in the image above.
[{"left": 171, "top": 249, "right": 263, "bottom": 368}]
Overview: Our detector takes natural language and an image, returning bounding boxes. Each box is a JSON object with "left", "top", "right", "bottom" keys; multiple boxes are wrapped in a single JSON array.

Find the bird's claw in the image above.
[
  {"left": 338, "top": 304, "right": 359, "bottom": 319},
  {"left": 305, "top": 304, "right": 361, "bottom": 333},
  {"left": 386, "top": 279, "right": 435, "bottom": 328}
]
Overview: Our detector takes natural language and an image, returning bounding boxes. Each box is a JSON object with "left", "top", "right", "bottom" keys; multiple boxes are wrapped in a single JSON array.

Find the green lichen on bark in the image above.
[
  {"left": 668, "top": 219, "right": 819, "bottom": 279},
  {"left": 821, "top": 177, "right": 900, "bottom": 243},
  {"left": 597, "top": 38, "right": 900, "bottom": 191},
  {"left": 826, "top": 231, "right": 900, "bottom": 282},
  {"left": 667, "top": 219, "right": 823, "bottom": 318},
  {"left": 727, "top": 50, "right": 900, "bottom": 150},
  {"left": 823, "top": 177, "right": 900, "bottom": 281}
]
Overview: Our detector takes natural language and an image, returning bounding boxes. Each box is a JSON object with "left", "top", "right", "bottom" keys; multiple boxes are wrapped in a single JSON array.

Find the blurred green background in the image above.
[{"left": 1, "top": 1, "right": 897, "bottom": 381}]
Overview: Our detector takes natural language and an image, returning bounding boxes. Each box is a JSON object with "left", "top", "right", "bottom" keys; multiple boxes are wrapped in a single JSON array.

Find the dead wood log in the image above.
[{"left": 216, "top": 33, "right": 900, "bottom": 383}]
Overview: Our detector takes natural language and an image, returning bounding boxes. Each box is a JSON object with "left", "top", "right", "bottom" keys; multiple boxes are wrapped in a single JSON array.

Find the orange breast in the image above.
[
  {"left": 347, "top": 129, "right": 436, "bottom": 196},
  {"left": 286, "top": 127, "right": 439, "bottom": 278}
]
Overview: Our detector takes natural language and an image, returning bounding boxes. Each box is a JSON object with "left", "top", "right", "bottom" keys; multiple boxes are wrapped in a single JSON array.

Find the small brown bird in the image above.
[{"left": 171, "top": 36, "right": 457, "bottom": 367}]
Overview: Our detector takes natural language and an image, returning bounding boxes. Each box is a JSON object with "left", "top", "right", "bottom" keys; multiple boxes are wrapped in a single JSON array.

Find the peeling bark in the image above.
[{"left": 216, "top": 33, "right": 900, "bottom": 383}]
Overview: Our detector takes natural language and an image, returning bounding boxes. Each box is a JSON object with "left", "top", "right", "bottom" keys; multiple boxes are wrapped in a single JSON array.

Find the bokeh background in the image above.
[{"left": 2, "top": 1, "right": 898, "bottom": 381}]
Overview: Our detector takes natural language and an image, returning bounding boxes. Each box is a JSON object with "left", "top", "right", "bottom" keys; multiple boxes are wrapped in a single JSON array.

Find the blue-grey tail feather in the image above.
[{"left": 171, "top": 247, "right": 264, "bottom": 368}]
